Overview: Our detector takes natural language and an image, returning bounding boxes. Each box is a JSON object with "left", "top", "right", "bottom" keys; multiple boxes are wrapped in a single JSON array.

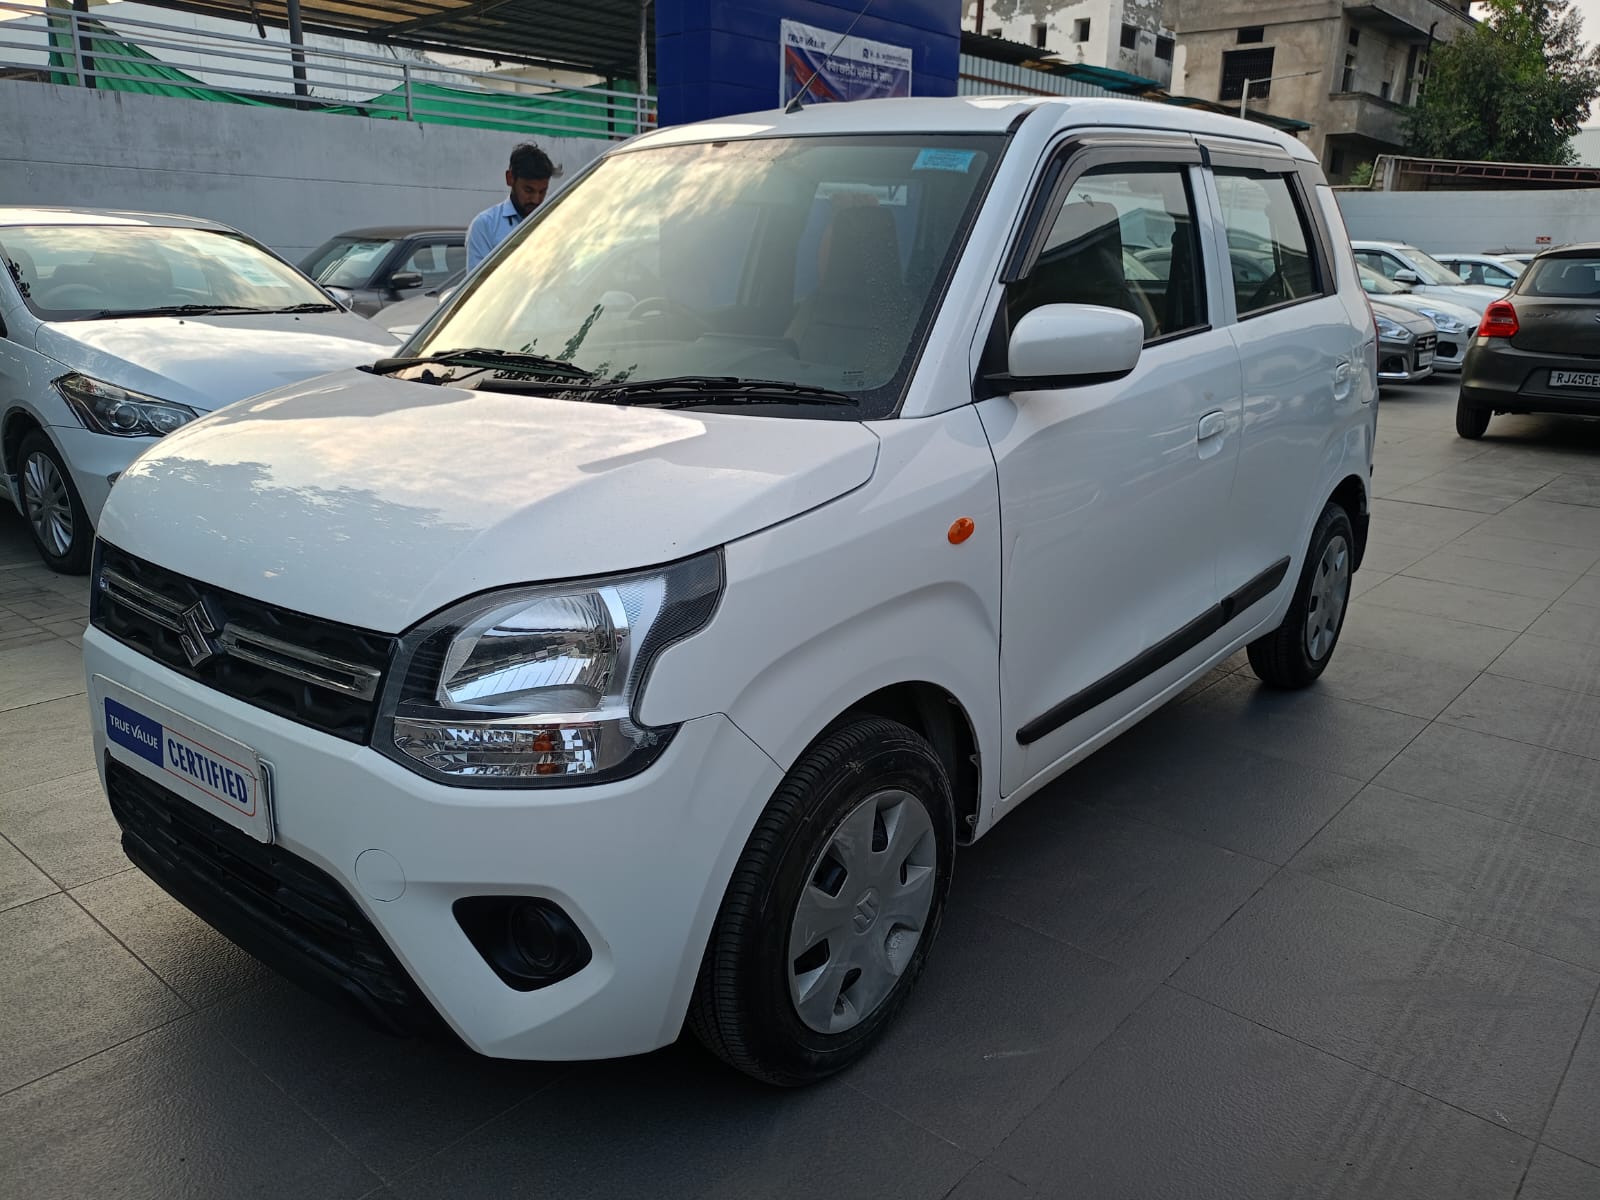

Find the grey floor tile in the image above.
[
  {"left": 1402, "top": 550, "right": 1580, "bottom": 600},
  {"left": 1534, "top": 474, "right": 1600, "bottom": 508},
  {"left": 1526, "top": 600, "right": 1600, "bottom": 647},
  {"left": 1376, "top": 724, "right": 1600, "bottom": 848},
  {"left": 960, "top": 802, "right": 1274, "bottom": 978},
  {"left": 1291, "top": 785, "right": 1600, "bottom": 970},
  {"left": 0, "top": 638, "right": 87, "bottom": 711},
  {"left": 1062, "top": 717, "right": 1364, "bottom": 862},
  {"left": 0, "top": 769, "right": 126, "bottom": 888},
  {"left": 0, "top": 695, "right": 96, "bottom": 796},
  {"left": 990, "top": 987, "right": 1531, "bottom": 1200},
  {"left": 0, "top": 893, "right": 188, "bottom": 1093},
  {"left": 1310, "top": 641, "right": 1480, "bottom": 720},
  {"left": 1339, "top": 601, "right": 1520, "bottom": 671},
  {"left": 941, "top": 1164, "right": 1034, "bottom": 1200},
  {"left": 1542, "top": 1005, "right": 1600, "bottom": 1167},
  {"left": 1182, "top": 673, "right": 1428, "bottom": 781},
  {"left": 1351, "top": 569, "right": 1391, "bottom": 598},
  {"left": 1520, "top": 1148, "right": 1600, "bottom": 1200},
  {"left": 1563, "top": 574, "right": 1600, "bottom": 607},
  {"left": 0, "top": 1019, "right": 379, "bottom": 1200},
  {"left": 1361, "top": 574, "right": 1550, "bottom": 632},
  {"left": 0, "top": 628, "right": 54, "bottom": 652},
  {"left": 1475, "top": 499, "right": 1600, "bottom": 551},
  {"left": 71, "top": 868, "right": 269, "bottom": 1009},
  {"left": 202, "top": 975, "right": 563, "bottom": 1180},
  {"left": 1490, "top": 633, "right": 1600, "bottom": 699},
  {"left": 1173, "top": 872, "right": 1595, "bottom": 1135},
  {"left": 0, "top": 833, "right": 55, "bottom": 912},
  {"left": 386, "top": 1045, "right": 975, "bottom": 1200},
  {"left": 1445, "top": 530, "right": 1600, "bottom": 574},
  {"left": 1368, "top": 500, "right": 1490, "bottom": 552},
  {"left": 848, "top": 905, "right": 1154, "bottom": 1155},
  {"left": 1441, "top": 674, "right": 1600, "bottom": 762},
  {"left": 1359, "top": 540, "right": 1432, "bottom": 575},
  {"left": 1384, "top": 483, "right": 1520, "bottom": 513}
]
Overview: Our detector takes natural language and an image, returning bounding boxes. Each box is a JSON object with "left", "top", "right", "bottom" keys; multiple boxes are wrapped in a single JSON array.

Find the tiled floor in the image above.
[{"left": 4, "top": 375, "right": 1600, "bottom": 1199}]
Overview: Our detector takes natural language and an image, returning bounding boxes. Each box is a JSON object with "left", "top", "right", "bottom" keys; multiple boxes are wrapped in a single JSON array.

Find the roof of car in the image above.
[
  {"left": 321, "top": 226, "right": 465, "bottom": 240},
  {"left": 0, "top": 206, "right": 235, "bottom": 231},
  {"left": 1536, "top": 242, "right": 1600, "bottom": 256},
  {"left": 630, "top": 96, "right": 1316, "bottom": 162}
]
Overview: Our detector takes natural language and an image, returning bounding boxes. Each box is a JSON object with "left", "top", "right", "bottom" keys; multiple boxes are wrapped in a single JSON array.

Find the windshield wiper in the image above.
[
  {"left": 271, "top": 302, "right": 341, "bottom": 313},
  {"left": 363, "top": 348, "right": 595, "bottom": 381},
  {"left": 476, "top": 374, "right": 858, "bottom": 407},
  {"left": 87, "top": 303, "right": 264, "bottom": 320}
]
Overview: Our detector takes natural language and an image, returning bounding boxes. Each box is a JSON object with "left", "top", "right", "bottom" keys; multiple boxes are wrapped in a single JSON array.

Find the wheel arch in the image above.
[
  {"left": 2, "top": 406, "right": 46, "bottom": 476},
  {"left": 1329, "top": 473, "right": 1369, "bottom": 570}
]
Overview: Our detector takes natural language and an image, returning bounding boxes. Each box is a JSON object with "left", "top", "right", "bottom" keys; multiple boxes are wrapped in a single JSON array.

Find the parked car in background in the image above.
[
  {"left": 1488, "top": 251, "right": 1546, "bottom": 268},
  {"left": 0, "top": 208, "right": 399, "bottom": 572},
  {"left": 1433, "top": 253, "right": 1523, "bottom": 289},
  {"left": 1457, "top": 244, "right": 1600, "bottom": 439},
  {"left": 1350, "top": 240, "right": 1505, "bottom": 314},
  {"left": 302, "top": 226, "right": 466, "bottom": 317},
  {"left": 1357, "top": 265, "right": 1476, "bottom": 371},
  {"left": 382, "top": 268, "right": 464, "bottom": 340},
  {"left": 1371, "top": 300, "right": 1437, "bottom": 384}
]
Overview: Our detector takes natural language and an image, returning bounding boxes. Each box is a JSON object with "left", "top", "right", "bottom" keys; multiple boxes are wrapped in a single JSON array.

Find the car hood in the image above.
[
  {"left": 1372, "top": 293, "right": 1480, "bottom": 330},
  {"left": 1412, "top": 284, "right": 1504, "bottom": 313},
  {"left": 35, "top": 312, "right": 399, "bottom": 412},
  {"left": 98, "top": 371, "right": 881, "bottom": 632},
  {"left": 1371, "top": 301, "right": 1434, "bottom": 337}
]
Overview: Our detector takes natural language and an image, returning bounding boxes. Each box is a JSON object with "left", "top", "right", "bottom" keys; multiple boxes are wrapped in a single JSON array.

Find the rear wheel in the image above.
[
  {"left": 17, "top": 431, "right": 91, "bottom": 574},
  {"left": 688, "top": 717, "right": 954, "bottom": 1086},
  {"left": 1456, "top": 400, "right": 1490, "bottom": 440},
  {"left": 1247, "top": 501, "right": 1354, "bottom": 689}
]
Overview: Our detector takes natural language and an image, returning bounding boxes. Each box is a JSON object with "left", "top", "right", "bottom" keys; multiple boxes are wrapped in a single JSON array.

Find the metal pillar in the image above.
[
  {"left": 71, "top": 0, "right": 94, "bottom": 89},
  {"left": 287, "top": 0, "right": 308, "bottom": 98},
  {"left": 638, "top": 0, "right": 651, "bottom": 128}
]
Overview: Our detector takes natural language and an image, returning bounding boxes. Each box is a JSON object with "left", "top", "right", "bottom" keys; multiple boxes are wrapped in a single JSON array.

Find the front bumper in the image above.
[
  {"left": 84, "top": 627, "right": 782, "bottom": 1060},
  {"left": 1377, "top": 334, "right": 1436, "bottom": 383},
  {"left": 1431, "top": 335, "right": 1466, "bottom": 372},
  {"left": 1460, "top": 340, "right": 1600, "bottom": 415},
  {"left": 49, "top": 425, "right": 159, "bottom": 524}
]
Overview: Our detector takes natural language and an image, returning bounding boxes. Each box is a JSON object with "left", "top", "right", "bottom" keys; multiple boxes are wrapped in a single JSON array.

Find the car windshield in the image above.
[
  {"left": 1522, "top": 254, "right": 1600, "bottom": 298},
  {"left": 410, "top": 133, "right": 1003, "bottom": 418},
  {"left": 1359, "top": 265, "right": 1406, "bottom": 294},
  {"left": 0, "top": 224, "right": 332, "bottom": 321},
  {"left": 303, "top": 236, "right": 400, "bottom": 287},
  {"left": 1398, "top": 246, "right": 1467, "bottom": 286}
]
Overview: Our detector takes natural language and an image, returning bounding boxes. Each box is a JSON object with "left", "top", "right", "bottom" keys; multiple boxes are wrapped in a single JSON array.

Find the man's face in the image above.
[{"left": 506, "top": 171, "right": 550, "bottom": 218}]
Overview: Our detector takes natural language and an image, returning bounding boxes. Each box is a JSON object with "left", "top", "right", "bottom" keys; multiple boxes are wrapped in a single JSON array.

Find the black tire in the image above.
[
  {"left": 1456, "top": 400, "right": 1490, "bottom": 440},
  {"left": 16, "top": 431, "right": 92, "bottom": 574},
  {"left": 688, "top": 717, "right": 955, "bottom": 1086},
  {"left": 1247, "top": 501, "right": 1355, "bottom": 689}
]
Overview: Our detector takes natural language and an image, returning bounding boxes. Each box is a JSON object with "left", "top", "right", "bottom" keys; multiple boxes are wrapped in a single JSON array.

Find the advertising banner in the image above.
[{"left": 780, "top": 18, "right": 913, "bottom": 106}]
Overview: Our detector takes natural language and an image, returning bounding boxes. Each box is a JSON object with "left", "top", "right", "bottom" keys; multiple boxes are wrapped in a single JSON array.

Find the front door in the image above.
[{"left": 978, "top": 150, "right": 1243, "bottom": 796}]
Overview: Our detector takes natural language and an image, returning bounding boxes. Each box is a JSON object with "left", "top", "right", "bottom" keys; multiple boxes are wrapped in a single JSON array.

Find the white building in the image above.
[{"left": 964, "top": 0, "right": 1175, "bottom": 87}]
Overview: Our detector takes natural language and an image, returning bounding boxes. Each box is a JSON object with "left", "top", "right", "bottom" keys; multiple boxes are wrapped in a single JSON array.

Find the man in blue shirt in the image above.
[{"left": 466, "top": 143, "right": 555, "bottom": 271}]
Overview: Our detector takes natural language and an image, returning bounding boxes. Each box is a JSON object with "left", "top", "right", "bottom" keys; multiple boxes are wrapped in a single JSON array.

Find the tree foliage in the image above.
[{"left": 1407, "top": 0, "right": 1600, "bottom": 163}]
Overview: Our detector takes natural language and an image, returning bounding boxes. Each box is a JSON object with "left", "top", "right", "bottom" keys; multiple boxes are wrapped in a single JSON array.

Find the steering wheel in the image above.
[
  {"left": 627, "top": 295, "right": 708, "bottom": 336},
  {"left": 1244, "top": 267, "right": 1290, "bottom": 312}
]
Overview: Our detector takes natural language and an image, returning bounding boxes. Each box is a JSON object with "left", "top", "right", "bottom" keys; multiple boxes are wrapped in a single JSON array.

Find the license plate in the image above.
[
  {"left": 1417, "top": 350, "right": 1434, "bottom": 367},
  {"left": 1551, "top": 370, "right": 1600, "bottom": 389},
  {"left": 97, "top": 677, "right": 274, "bottom": 843}
]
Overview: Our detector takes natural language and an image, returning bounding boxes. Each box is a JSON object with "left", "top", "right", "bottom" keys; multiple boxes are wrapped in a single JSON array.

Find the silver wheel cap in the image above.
[
  {"left": 21, "top": 451, "right": 74, "bottom": 558},
  {"left": 1305, "top": 533, "right": 1351, "bottom": 662},
  {"left": 788, "top": 789, "right": 938, "bottom": 1035}
]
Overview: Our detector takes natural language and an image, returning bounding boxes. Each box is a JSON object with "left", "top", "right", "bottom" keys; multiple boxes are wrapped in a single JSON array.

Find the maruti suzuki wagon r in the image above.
[{"left": 84, "top": 96, "right": 1376, "bottom": 1085}]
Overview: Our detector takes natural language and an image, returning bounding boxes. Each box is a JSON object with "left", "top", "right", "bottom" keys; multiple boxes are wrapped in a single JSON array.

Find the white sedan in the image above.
[{"left": 0, "top": 208, "right": 399, "bottom": 572}]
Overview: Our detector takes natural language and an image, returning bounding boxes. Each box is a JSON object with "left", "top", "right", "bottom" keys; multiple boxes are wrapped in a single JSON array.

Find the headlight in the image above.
[
  {"left": 1415, "top": 308, "right": 1466, "bottom": 334},
  {"left": 376, "top": 551, "right": 723, "bottom": 787},
  {"left": 54, "top": 373, "right": 199, "bottom": 438},
  {"left": 1373, "top": 315, "right": 1408, "bottom": 340}
]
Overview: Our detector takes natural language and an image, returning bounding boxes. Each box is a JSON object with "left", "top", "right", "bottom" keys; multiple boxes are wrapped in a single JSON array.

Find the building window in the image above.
[
  {"left": 1032, "top": 22, "right": 1048, "bottom": 49},
  {"left": 1121, "top": 23, "right": 1139, "bottom": 50},
  {"left": 1220, "top": 46, "right": 1275, "bottom": 102},
  {"left": 1380, "top": 79, "right": 1392, "bottom": 99},
  {"left": 1074, "top": 18, "right": 1091, "bottom": 42},
  {"left": 1238, "top": 26, "right": 1265, "bottom": 44},
  {"left": 1330, "top": 147, "right": 1346, "bottom": 176},
  {"left": 1342, "top": 53, "right": 1355, "bottom": 92},
  {"left": 1348, "top": 27, "right": 1360, "bottom": 46},
  {"left": 1156, "top": 35, "right": 1174, "bottom": 62}
]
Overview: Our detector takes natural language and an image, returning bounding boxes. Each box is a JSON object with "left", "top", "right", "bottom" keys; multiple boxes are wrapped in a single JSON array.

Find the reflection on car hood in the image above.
[
  {"left": 99, "top": 370, "right": 882, "bottom": 632},
  {"left": 1371, "top": 301, "right": 1434, "bottom": 337},
  {"left": 35, "top": 311, "right": 399, "bottom": 412},
  {"left": 1371, "top": 293, "right": 1480, "bottom": 328}
]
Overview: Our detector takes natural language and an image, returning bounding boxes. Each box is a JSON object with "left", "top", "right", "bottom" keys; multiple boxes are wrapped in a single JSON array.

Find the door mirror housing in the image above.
[
  {"left": 388, "top": 270, "right": 425, "bottom": 292},
  {"left": 1393, "top": 269, "right": 1421, "bottom": 285},
  {"left": 995, "top": 304, "right": 1144, "bottom": 391}
]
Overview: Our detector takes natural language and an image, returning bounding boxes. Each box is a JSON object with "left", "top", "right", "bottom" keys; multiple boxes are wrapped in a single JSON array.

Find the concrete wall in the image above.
[
  {"left": 1335, "top": 189, "right": 1600, "bottom": 255},
  {"left": 0, "top": 80, "right": 609, "bottom": 263}
]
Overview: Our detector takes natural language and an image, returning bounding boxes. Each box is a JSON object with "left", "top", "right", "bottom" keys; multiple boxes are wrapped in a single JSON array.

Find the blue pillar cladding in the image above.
[{"left": 656, "top": 1, "right": 960, "bottom": 128}]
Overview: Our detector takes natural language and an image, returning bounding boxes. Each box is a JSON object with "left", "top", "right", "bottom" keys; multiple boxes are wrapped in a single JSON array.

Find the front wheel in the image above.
[
  {"left": 1247, "top": 501, "right": 1355, "bottom": 689},
  {"left": 688, "top": 717, "right": 955, "bottom": 1086},
  {"left": 17, "top": 431, "right": 92, "bottom": 574}
]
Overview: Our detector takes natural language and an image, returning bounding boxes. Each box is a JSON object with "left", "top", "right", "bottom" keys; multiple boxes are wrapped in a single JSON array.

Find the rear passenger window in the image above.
[
  {"left": 1214, "top": 171, "right": 1324, "bottom": 316},
  {"left": 1010, "top": 164, "right": 1206, "bottom": 343}
]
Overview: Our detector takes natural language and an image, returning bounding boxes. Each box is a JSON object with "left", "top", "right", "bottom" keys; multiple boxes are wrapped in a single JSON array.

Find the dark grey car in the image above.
[
  {"left": 301, "top": 226, "right": 465, "bottom": 317},
  {"left": 1457, "top": 244, "right": 1600, "bottom": 439},
  {"left": 1372, "top": 299, "right": 1437, "bottom": 385}
]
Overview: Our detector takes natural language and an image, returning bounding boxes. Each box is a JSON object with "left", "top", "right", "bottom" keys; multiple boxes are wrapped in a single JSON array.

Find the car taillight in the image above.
[{"left": 1478, "top": 299, "right": 1519, "bottom": 338}]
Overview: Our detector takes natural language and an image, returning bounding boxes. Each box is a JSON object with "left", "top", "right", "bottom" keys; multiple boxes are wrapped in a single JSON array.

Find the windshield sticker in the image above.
[{"left": 913, "top": 149, "right": 976, "bottom": 173}]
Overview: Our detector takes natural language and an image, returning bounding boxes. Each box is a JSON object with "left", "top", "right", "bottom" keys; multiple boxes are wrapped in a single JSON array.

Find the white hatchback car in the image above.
[
  {"left": 0, "top": 209, "right": 399, "bottom": 571},
  {"left": 83, "top": 97, "right": 1376, "bottom": 1085},
  {"left": 1350, "top": 240, "right": 1506, "bottom": 315}
]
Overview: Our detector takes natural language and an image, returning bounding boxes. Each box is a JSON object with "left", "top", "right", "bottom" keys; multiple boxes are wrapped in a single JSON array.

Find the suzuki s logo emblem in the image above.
[
  {"left": 852, "top": 889, "right": 881, "bottom": 933},
  {"left": 178, "top": 601, "right": 221, "bottom": 668}
]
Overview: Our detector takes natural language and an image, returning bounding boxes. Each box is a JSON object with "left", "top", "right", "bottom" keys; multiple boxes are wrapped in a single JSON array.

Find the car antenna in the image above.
[{"left": 785, "top": 0, "right": 877, "bottom": 114}]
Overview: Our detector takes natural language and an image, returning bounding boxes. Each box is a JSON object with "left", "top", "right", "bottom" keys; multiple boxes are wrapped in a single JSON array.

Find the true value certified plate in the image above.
[
  {"left": 97, "top": 676, "right": 274, "bottom": 843},
  {"left": 1551, "top": 370, "right": 1600, "bottom": 389}
]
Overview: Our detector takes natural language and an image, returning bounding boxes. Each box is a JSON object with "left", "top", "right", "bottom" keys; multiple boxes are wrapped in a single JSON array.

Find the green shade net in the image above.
[{"left": 46, "top": 18, "right": 273, "bottom": 104}]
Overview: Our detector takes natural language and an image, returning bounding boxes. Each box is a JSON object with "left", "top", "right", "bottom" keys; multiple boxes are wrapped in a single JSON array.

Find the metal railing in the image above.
[{"left": 0, "top": 1, "right": 654, "bottom": 140}]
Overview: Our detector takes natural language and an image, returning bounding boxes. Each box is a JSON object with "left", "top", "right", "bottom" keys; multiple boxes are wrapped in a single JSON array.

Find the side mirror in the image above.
[
  {"left": 1394, "top": 269, "right": 1421, "bottom": 285},
  {"left": 997, "top": 304, "right": 1144, "bottom": 390},
  {"left": 388, "top": 270, "right": 424, "bottom": 292}
]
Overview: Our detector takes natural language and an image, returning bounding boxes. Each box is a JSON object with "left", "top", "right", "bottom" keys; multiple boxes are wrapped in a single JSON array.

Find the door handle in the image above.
[{"left": 1197, "top": 410, "right": 1228, "bottom": 441}]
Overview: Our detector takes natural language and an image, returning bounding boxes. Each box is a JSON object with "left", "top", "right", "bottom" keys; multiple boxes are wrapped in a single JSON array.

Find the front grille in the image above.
[
  {"left": 1417, "top": 333, "right": 1438, "bottom": 354},
  {"left": 107, "top": 758, "right": 440, "bottom": 1035},
  {"left": 91, "top": 542, "right": 395, "bottom": 742}
]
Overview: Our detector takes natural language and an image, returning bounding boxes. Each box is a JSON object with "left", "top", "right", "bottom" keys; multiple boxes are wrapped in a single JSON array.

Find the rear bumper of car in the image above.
[{"left": 1459, "top": 340, "right": 1600, "bottom": 414}]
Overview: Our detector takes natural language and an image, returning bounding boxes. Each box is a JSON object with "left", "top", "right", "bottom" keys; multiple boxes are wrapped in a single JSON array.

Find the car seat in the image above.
[
  {"left": 1010, "top": 201, "right": 1159, "bottom": 337},
  {"left": 787, "top": 205, "right": 911, "bottom": 378}
]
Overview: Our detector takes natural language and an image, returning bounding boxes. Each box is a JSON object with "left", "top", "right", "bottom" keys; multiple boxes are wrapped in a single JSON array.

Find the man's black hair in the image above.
[{"left": 509, "top": 143, "right": 555, "bottom": 181}]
